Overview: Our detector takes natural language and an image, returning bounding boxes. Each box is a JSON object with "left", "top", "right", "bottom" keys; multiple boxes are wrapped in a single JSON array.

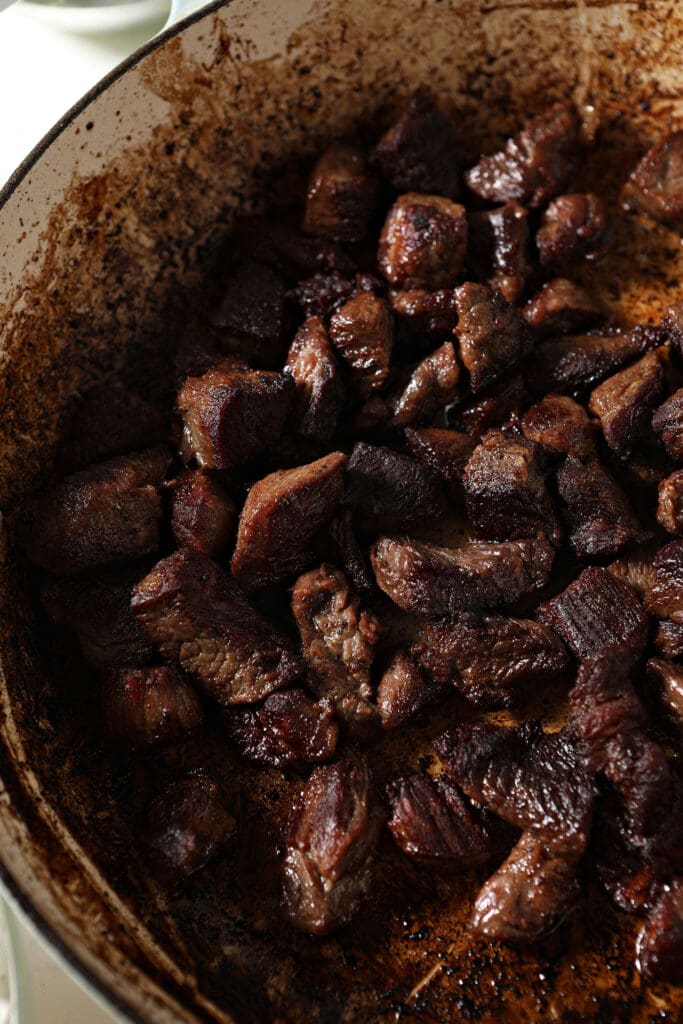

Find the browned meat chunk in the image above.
[
  {"left": 413, "top": 614, "right": 568, "bottom": 710},
  {"left": 291, "top": 271, "right": 356, "bottom": 321},
  {"left": 292, "top": 564, "right": 380, "bottom": 739},
  {"left": 329, "top": 292, "right": 393, "bottom": 398},
  {"left": 144, "top": 773, "right": 235, "bottom": 886},
  {"left": 636, "top": 880, "right": 683, "bottom": 983},
  {"left": 102, "top": 665, "right": 203, "bottom": 751},
  {"left": 371, "top": 535, "right": 554, "bottom": 617},
  {"left": 622, "top": 131, "right": 683, "bottom": 228},
  {"left": 283, "top": 754, "right": 381, "bottom": 934},
  {"left": 655, "top": 618, "right": 683, "bottom": 658},
  {"left": 463, "top": 429, "right": 560, "bottom": 543},
  {"left": 657, "top": 470, "right": 683, "bottom": 535},
  {"left": 465, "top": 103, "right": 582, "bottom": 209},
  {"left": 210, "top": 259, "right": 290, "bottom": 365},
  {"left": 303, "top": 144, "right": 377, "bottom": 243},
  {"left": 178, "top": 362, "right": 293, "bottom": 469},
  {"left": 536, "top": 193, "right": 611, "bottom": 269},
  {"left": 528, "top": 325, "right": 664, "bottom": 396},
  {"left": 378, "top": 193, "right": 467, "bottom": 290},
  {"left": 646, "top": 658, "right": 683, "bottom": 739},
  {"left": 389, "top": 342, "right": 461, "bottom": 427},
  {"left": 471, "top": 830, "right": 582, "bottom": 942},
  {"left": 376, "top": 649, "right": 442, "bottom": 731},
  {"left": 453, "top": 283, "right": 531, "bottom": 393},
  {"left": 226, "top": 689, "right": 338, "bottom": 768},
  {"left": 387, "top": 774, "right": 496, "bottom": 864},
  {"left": 60, "top": 381, "right": 165, "bottom": 472},
  {"left": 404, "top": 426, "right": 475, "bottom": 497},
  {"left": 467, "top": 199, "right": 531, "bottom": 304},
  {"left": 457, "top": 374, "right": 526, "bottom": 440},
  {"left": 232, "top": 215, "right": 354, "bottom": 280},
  {"left": 284, "top": 316, "right": 344, "bottom": 442},
  {"left": 41, "top": 564, "right": 153, "bottom": 670},
  {"left": 607, "top": 543, "right": 660, "bottom": 598},
  {"left": 168, "top": 469, "right": 235, "bottom": 557},
  {"left": 537, "top": 566, "right": 648, "bottom": 661},
  {"left": 588, "top": 347, "right": 668, "bottom": 457},
  {"left": 230, "top": 452, "right": 346, "bottom": 590},
  {"left": 346, "top": 443, "right": 446, "bottom": 533},
  {"left": 373, "top": 90, "right": 462, "bottom": 198},
  {"left": 644, "top": 540, "right": 683, "bottom": 623},
  {"left": 390, "top": 288, "right": 459, "bottom": 343},
  {"left": 26, "top": 448, "right": 169, "bottom": 576},
  {"left": 556, "top": 456, "right": 644, "bottom": 558},
  {"left": 653, "top": 387, "right": 683, "bottom": 463},
  {"left": 521, "top": 394, "right": 597, "bottom": 460},
  {"left": 522, "top": 279, "right": 607, "bottom": 337},
  {"left": 131, "top": 549, "right": 302, "bottom": 705},
  {"left": 662, "top": 303, "right": 683, "bottom": 357},
  {"left": 330, "top": 511, "right": 375, "bottom": 596}
]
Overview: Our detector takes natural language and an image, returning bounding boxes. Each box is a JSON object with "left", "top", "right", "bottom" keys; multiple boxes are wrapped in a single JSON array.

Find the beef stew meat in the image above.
[{"left": 32, "top": 102, "right": 683, "bottom": 982}]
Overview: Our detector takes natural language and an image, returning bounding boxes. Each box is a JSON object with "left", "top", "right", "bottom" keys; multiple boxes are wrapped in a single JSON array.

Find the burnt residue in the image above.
[{"left": 0, "top": 1, "right": 683, "bottom": 1023}]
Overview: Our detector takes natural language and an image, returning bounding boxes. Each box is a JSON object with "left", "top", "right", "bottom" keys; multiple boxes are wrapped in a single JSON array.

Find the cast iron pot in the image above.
[{"left": 0, "top": 1, "right": 682, "bottom": 1021}]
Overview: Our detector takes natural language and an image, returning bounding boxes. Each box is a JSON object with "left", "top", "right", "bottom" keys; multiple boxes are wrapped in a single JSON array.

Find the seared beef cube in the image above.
[
  {"left": 61, "top": 381, "right": 165, "bottom": 472},
  {"left": 329, "top": 292, "right": 393, "bottom": 399},
  {"left": 537, "top": 566, "right": 648, "bottom": 661},
  {"left": 131, "top": 549, "right": 302, "bottom": 705},
  {"left": 232, "top": 216, "right": 354, "bottom": 280},
  {"left": 292, "top": 564, "right": 380, "bottom": 739},
  {"left": 457, "top": 376, "right": 525, "bottom": 442},
  {"left": 330, "top": 511, "right": 375, "bottom": 596},
  {"left": 588, "top": 347, "right": 668, "bottom": 457},
  {"left": 346, "top": 443, "right": 447, "bottom": 533},
  {"left": 622, "top": 131, "right": 683, "bottom": 228},
  {"left": 387, "top": 774, "right": 496, "bottom": 864},
  {"left": 467, "top": 199, "right": 531, "bottom": 304},
  {"left": 378, "top": 193, "right": 467, "bottom": 290},
  {"left": 303, "top": 144, "right": 376, "bottom": 243},
  {"left": 657, "top": 470, "right": 683, "bottom": 535},
  {"left": 637, "top": 881, "right": 683, "bottom": 983},
  {"left": 390, "top": 288, "right": 459, "bottom": 342},
  {"left": 404, "top": 426, "right": 475, "bottom": 497},
  {"left": 227, "top": 689, "right": 338, "bottom": 768},
  {"left": 284, "top": 317, "right": 344, "bottom": 442},
  {"left": 594, "top": 823, "right": 661, "bottom": 913},
  {"left": 521, "top": 394, "right": 597, "bottom": 460},
  {"left": 283, "top": 754, "right": 381, "bottom": 934},
  {"left": 389, "top": 342, "right": 460, "bottom": 427},
  {"left": 453, "top": 283, "right": 531, "bottom": 393},
  {"left": 556, "top": 456, "right": 643, "bottom": 558},
  {"left": 413, "top": 614, "right": 568, "bottom": 710},
  {"left": 371, "top": 535, "right": 554, "bottom": 617},
  {"left": 211, "top": 259, "right": 289, "bottom": 364},
  {"left": 26, "top": 448, "right": 169, "bottom": 576},
  {"left": 41, "top": 565, "right": 153, "bottom": 670},
  {"left": 435, "top": 722, "right": 593, "bottom": 847},
  {"left": 653, "top": 387, "right": 683, "bottom": 463},
  {"left": 230, "top": 452, "right": 346, "bottom": 590},
  {"left": 529, "top": 325, "right": 664, "bottom": 396},
  {"left": 291, "top": 271, "right": 356, "bottom": 321},
  {"left": 647, "top": 658, "right": 683, "bottom": 739},
  {"left": 644, "top": 540, "right": 683, "bottom": 623},
  {"left": 522, "top": 278, "right": 607, "bottom": 337},
  {"left": 471, "top": 830, "right": 582, "bottom": 942},
  {"left": 536, "top": 193, "right": 611, "bottom": 269},
  {"left": 655, "top": 619, "right": 683, "bottom": 658},
  {"left": 144, "top": 773, "right": 235, "bottom": 886},
  {"left": 102, "top": 665, "right": 203, "bottom": 751},
  {"left": 169, "top": 469, "right": 235, "bottom": 557},
  {"left": 177, "top": 362, "right": 294, "bottom": 470},
  {"left": 662, "top": 303, "right": 683, "bottom": 357},
  {"left": 607, "top": 543, "right": 660, "bottom": 598},
  {"left": 465, "top": 103, "right": 582, "bottom": 208},
  {"left": 376, "top": 649, "right": 442, "bottom": 731},
  {"left": 462, "top": 429, "right": 560, "bottom": 543},
  {"left": 373, "top": 90, "right": 462, "bottom": 198}
]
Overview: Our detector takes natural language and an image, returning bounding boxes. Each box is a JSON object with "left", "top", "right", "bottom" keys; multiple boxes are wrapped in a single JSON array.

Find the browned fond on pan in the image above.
[{"left": 0, "top": 1, "right": 682, "bottom": 1022}]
